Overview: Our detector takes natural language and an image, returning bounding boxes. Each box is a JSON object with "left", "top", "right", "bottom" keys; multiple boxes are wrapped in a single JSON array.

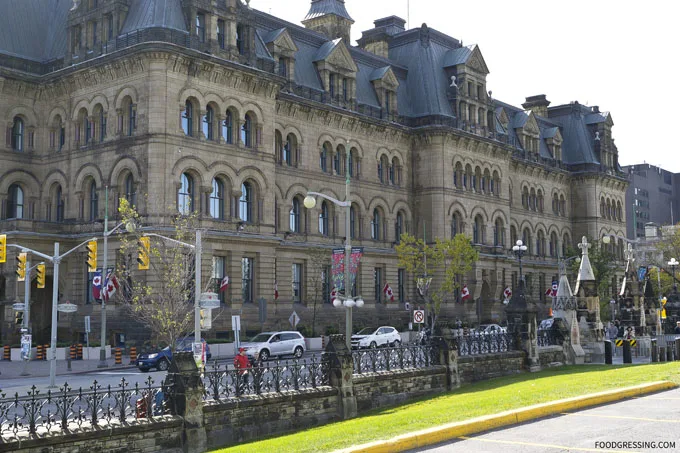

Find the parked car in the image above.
[
  {"left": 477, "top": 324, "right": 507, "bottom": 334},
  {"left": 137, "top": 338, "right": 211, "bottom": 372},
  {"left": 351, "top": 326, "right": 401, "bottom": 349},
  {"left": 240, "top": 331, "right": 306, "bottom": 361}
]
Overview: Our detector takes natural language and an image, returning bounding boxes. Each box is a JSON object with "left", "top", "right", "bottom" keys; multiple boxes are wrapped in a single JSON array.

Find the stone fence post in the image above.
[
  {"left": 325, "top": 334, "right": 357, "bottom": 420},
  {"left": 437, "top": 337, "right": 460, "bottom": 390},
  {"left": 166, "top": 352, "right": 207, "bottom": 453}
]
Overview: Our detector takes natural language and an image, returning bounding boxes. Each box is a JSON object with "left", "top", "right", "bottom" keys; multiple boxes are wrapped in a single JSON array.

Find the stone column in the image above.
[
  {"left": 437, "top": 337, "right": 459, "bottom": 390},
  {"left": 325, "top": 334, "right": 357, "bottom": 420},
  {"left": 166, "top": 352, "right": 206, "bottom": 453},
  {"left": 505, "top": 280, "right": 540, "bottom": 372}
]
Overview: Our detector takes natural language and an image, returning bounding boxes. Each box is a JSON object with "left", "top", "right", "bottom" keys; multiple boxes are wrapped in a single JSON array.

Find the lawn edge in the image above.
[{"left": 335, "top": 380, "right": 678, "bottom": 453}]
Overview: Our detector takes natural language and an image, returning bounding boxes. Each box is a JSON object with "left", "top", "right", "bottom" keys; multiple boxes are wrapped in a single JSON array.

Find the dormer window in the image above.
[
  {"left": 236, "top": 24, "right": 245, "bottom": 55},
  {"left": 217, "top": 20, "right": 225, "bottom": 49},
  {"left": 329, "top": 74, "right": 336, "bottom": 99},
  {"left": 196, "top": 13, "right": 206, "bottom": 43},
  {"left": 278, "top": 57, "right": 287, "bottom": 77},
  {"left": 106, "top": 14, "right": 114, "bottom": 40},
  {"left": 343, "top": 78, "right": 349, "bottom": 101},
  {"left": 72, "top": 25, "right": 82, "bottom": 52}
]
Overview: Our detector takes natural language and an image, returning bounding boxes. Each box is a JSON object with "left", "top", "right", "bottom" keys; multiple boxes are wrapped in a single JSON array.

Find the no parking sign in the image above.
[{"left": 413, "top": 310, "right": 425, "bottom": 324}]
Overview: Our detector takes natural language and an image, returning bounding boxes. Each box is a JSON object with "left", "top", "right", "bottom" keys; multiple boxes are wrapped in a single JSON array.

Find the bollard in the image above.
[
  {"left": 115, "top": 347, "right": 122, "bottom": 365},
  {"left": 77, "top": 343, "right": 83, "bottom": 360},
  {"left": 129, "top": 346, "right": 137, "bottom": 364},
  {"left": 36, "top": 344, "right": 43, "bottom": 360},
  {"left": 651, "top": 339, "right": 658, "bottom": 363},
  {"left": 667, "top": 347, "right": 674, "bottom": 362},
  {"left": 3, "top": 345, "right": 10, "bottom": 361},
  {"left": 623, "top": 340, "right": 632, "bottom": 364},
  {"left": 70, "top": 345, "right": 77, "bottom": 360},
  {"left": 604, "top": 340, "right": 613, "bottom": 364},
  {"left": 675, "top": 339, "right": 680, "bottom": 361},
  {"left": 660, "top": 347, "right": 667, "bottom": 362},
  {"left": 44, "top": 345, "right": 49, "bottom": 360}
]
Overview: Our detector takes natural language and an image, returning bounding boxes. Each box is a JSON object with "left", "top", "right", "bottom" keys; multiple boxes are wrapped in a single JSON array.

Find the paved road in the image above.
[{"left": 412, "top": 388, "right": 680, "bottom": 453}]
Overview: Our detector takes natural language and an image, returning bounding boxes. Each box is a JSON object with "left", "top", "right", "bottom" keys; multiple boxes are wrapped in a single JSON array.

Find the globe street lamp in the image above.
[{"left": 512, "top": 240, "right": 528, "bottom": 283}]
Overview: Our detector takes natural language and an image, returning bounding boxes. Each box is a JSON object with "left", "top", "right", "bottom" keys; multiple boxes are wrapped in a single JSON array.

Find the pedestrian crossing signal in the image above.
[
  {"left": 36, "top": 264, "right": 46, "bottom": 289},
  {"left": 86, "top": 240, "right": 98, "bottom": 273},
  {"left": 15, "top": 311, "right": 23, "bottom": 325},
  {"left": 137, "top": 237, "right": 150, "bottom": 270},
  {"left": 0, "top": 234, "right": 6, "bottom": 263}
]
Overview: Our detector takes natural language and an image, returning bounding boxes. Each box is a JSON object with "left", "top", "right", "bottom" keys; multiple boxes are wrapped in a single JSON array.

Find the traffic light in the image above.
[
  {"left": 0, "top": 234, "right": 6, "bottom": 263},
  {"left": 86, "top": 240, "right": 98, "bottom": 273},
  {"left": 15, "top": 310, "right": 23, "bottom": 325},
  {"left": 16, "top": 252, "right": 27, "bottom": 281},
  {"left": 36, "top": 264, "right": 46, "bottom": 289},
  {"left": 137, "top": 236, "right": 150, "bottom": 270}
]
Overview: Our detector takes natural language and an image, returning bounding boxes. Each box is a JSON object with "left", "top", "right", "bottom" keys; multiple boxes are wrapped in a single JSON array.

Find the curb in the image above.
[{"left": 338, "top": 381, "right": 678, "bottom": 453}]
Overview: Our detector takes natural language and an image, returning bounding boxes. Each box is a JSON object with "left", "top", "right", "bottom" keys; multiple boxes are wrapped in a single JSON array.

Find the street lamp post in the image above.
[
  {"left": 512, "top": 240, "right": 528, "bottom": 283},
  {"left": 304, "top": 142, "right": 363, "bottom": 350},
  {"left": 668, "top": 258, "right": 678, "bottom": 293}
]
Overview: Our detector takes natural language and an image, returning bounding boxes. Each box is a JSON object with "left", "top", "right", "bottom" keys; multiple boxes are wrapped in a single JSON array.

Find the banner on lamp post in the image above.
[{"left": 331, "top": 247, "right": 364, "bottom": 294}]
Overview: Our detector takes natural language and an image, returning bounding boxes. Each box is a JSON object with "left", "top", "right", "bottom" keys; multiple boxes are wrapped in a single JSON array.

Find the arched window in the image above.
[
  {"left": 99, "top": 107, "right": 107, "bottom": 141},
  {"left": 178, "top": 173, "right": 194, "bottom": 214},
  {"left": 334, "top": 146, "right": 342, "bottom": 175},
  {"left": 536, "top": 231, "right": 545, "bottom": 257},
  {"left": 601, "top": 197, "right": 606, "bottom": 218},
  {"left": 222, "top": 110, "right": 233, "bottom": 144},
  {"left": 11, "top": 117, "right": 24, "bottom": 151},
  {"left": 55, "top": 186, "right": 64, "bottom": 222},
  {"left": 389, "top": 158, "right": 396, "bottom": 184},
  {"left": 550, "top": 232, "right": 558, "bottom": 257},
  {"left": 283, "top": 134, "right": 294, "bottom": 166},
  {"left": 379, "top": 155, "right": 389, "bottom": 183},
  {"left": 318, "top": 201, "right": 329, "bottom": 236},
  {"left": 510, "top": 225, "right": 517, "bottom": 246},
  {"left": 210, "top": 178, "right": 224, "bottom": 219},
  {"left": 320, "top": 143, "right": 329, "bottom": 173},
  {"left": 239, "top": 182, "right": 253, "bottom": 222},
  {"left": 84, "top": 114, "right": 92, "bottom": 143},
  {"left": 473, "top": 216, "right": 483, "bottom": 244},
  {"left": 559, "top": 195, "right": 566, "bottom": 216},
  {"left": 8, "top": 184, "right": 24, "bottom": 219},
  {"left": 451, "top": 212, "right": 461, "bottom": 238},
  {"left": 349, "top": 205, "right": 357, "bottom": 239},
  {"left": 395, "top": 212, "right": 404, "bottom": 243},
  {"left": 371, "top": 208, "right": 381, "bottom": 240},
  {"left": 89, "top": 181, "right": 98, "bottom": 221},
  {"left": 522, "top": 187, "right": 529, "bottom": 209},
  {"left": 494, "top": 218, "right": 504, "bottom": 246},
  {"left": 523, "top": 229, "right": 532, "bottom": 254},
  {"left": 182, "top": 100, "right": 193, "bottom": 136},
  {"left": 124, "top": 174, "right": 136, "bottom": 207},
  {"left": 552, "top": 194, "right": 559, "bottom": 214},
  {"left": 348, "top": 150, "right": 354, "bottom": 177},
  {"left": 537, "top": 190, "right": 544, "bottom": 212},
  {"left": 241, "top": 113, "right": 252, "bottom": 147},
  {"left": 203, "top": 106, "right": 214, "bottom": 140},
  {"left": 289, "top": 198, "right": 300, "bottom": 232},
  {"left": 562, "top": 234, "right": 570, "bottom": 257}
]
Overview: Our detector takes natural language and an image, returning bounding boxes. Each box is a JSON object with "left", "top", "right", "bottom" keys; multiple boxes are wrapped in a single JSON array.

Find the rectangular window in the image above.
[
  {"left": 329, "top": 74, "right": 335, "bottom": 98},
  {"left": 342, "top": 78, "right": 348, "bottom": 101},
  {"left": 374, "top": 267, "right": 383, "bottom": 303},
  {"left": 196, "top": 13, "right": 206, "bottom": 43},
  {"left": 128, "top": 104, "right": 136, "bottom": 136},
  {"left": 292, "top": 263, "right": 302, "bottom": 303},
  {"left": 91, "top": 21, "right": 98, "bottom": 47},
  {"left": 278, "top": 57, "right": 287, "bottom": 77},
  {"left": 107, "top": 15, "right": 114, "bottom": 40},
  {"left": 217, "top": 19, "right": 225, "bottom": 49},
  {"left": 398, "top": 268, "right": 405, "bottom": 303},
  {"left": 241, "top": 257, "right": 253, "bottom": 303},
  {"left": 213, "top": 256, "right": 226, "bottom": 304}
]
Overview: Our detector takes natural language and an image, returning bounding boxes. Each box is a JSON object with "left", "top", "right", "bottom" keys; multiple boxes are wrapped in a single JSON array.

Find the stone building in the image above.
[{"left": 0, "top": 0, "right": 627, "bottom": 345}]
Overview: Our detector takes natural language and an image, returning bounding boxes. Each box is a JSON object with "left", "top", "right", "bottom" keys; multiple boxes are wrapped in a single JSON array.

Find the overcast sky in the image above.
[{"left": 251, "top": 0, "right": 679, "bottom": 171}]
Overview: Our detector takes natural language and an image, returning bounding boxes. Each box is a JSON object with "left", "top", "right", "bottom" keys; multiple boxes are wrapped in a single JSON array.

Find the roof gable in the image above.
[
  {"left": 314, "top": 38, "right": 358, "bottom": 72},
  {"left": 264, "top": 28, "right": 298, "bottom": 54},
  {"left": 370, "top": 66, "right": 399, "bottom": 89},
  {"left": 442, "top": 44, "right": 489, "bottom": 74}
]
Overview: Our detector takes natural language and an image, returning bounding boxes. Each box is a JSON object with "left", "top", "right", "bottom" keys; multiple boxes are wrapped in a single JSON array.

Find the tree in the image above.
[
  {"left": 307, "top": 247, "right": 331, "bottom": 337},
  {"left": 395, "top": 233, "right": 478, "bottom": 327},
  {"left": 115, "top": 198, "right": 200, "bottom": 349}
]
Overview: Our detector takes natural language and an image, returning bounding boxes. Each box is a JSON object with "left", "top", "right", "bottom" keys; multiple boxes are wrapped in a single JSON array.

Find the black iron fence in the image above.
[
  {"left": 0, "top": 377, "right": 169, "bottom": 439},
  {"left": 202, "top": 354, "right": 330, "bottom": 400},
  {"left": 452, "top": 331, "right": 516, "bottom": 356},
  {"left": 351, "top": 344, "right": 438, "bottom": 374},
  {"left": 537, "top": 329, "right": 564, "bottom": 347}
]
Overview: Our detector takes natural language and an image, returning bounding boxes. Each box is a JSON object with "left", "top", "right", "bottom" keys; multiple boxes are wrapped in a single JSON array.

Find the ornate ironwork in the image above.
[
  {"left": 0, "top": 376, "right": 170, "bottom": 439},
  {"left": 453, "top": 331, "right": 516, "bottom": 356},
  {"left": 202, "top": 354, "right": 331, "bottom": 401},
  {"left": 537, "top": 329, "right": 563, "bottom": 347},
  {"left": 351, "top": 344, "right": 439, "bottom": 375}
]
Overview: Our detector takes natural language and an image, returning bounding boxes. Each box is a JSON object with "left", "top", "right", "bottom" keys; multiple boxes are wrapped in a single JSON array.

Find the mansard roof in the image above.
[
  {"left": 304, "top": 0, "right": 354, "bottom": 22},
  {"left": 121, "top": 0, "right": 187, "bottom": 34}
]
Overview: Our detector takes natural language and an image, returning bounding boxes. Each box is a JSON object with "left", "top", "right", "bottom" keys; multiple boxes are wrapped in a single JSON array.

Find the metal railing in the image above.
[
  {"left": 351, "top": 344, "right": 438, "bottom": 374},
  {"left": 0, "top": 377, "right": 169, "bottom": 439},
  {"left": 452, "top": 331, "right": 516, "bottom": 356},
  {"left": 537, "top": 329, "right": 563, "bottom": 347},
  {"left": 202, "top": 354, "right": 330, "bottom": 400}
]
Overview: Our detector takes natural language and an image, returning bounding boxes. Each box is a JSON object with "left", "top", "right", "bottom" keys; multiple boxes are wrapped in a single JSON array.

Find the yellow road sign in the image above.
[{"left": 615, "top": 339, "right": 623, "bottom": 347}]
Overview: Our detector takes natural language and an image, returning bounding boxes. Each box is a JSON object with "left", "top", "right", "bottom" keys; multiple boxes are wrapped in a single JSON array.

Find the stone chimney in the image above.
[
  {"left": 302, "top": 0, "right": 354, "bottom": 43},
  {"left": 357, "top": 16, "right": 406, "bottom": 58},
  {"left": 522, "top": 94, "right": 551, "bottom": 117}
]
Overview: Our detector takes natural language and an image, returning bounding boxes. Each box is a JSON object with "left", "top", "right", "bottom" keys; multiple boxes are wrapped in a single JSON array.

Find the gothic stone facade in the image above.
[{"left": 0, "top": 0, "right": 627, "bottom": 345}]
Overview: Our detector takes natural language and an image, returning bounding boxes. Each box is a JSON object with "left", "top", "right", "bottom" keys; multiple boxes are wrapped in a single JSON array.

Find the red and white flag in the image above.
[
  {"left": 503, "top": 287, "right": 512, "bottom": 300},
  {"left": 545, "top": 281, "right": 558, "bottom": 297},
  {"left": 274, "top": 282, "right": 279, "bottom": 300},
  {"left": 330, "top": 287, "right": 338, "bottom": 299},
  {"left": 383, "top": 283, "right": 395, "bottom": 302},
  {"left": 461, "top": 285, "right": 471, "bottom": 301},
  {"left": 103, "top": 273, "right": 119, "bottom": 302},
  {"left": 219, "top": 275, "right": 230, "bottom": 292}
]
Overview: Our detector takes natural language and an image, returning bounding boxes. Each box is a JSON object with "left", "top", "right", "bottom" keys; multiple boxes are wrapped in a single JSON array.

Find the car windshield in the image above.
[
  {"left": 356, "top": 328, "right": 376, "bottom": 335},
  {"left": 249, "top": 333, "right": 272, "bottom": 343}
]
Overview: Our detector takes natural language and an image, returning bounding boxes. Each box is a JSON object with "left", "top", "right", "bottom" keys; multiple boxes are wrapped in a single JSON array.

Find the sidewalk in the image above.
[{"left": 0, "top": 357, "right": 136, "bottom": 379}]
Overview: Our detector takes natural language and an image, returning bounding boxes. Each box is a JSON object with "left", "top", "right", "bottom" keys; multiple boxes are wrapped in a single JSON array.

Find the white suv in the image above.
[
  {"left": 351, "top": 326, "right": 401, "bottom": 349},
  {"left": 241, "top": 331, "right": 306, "bottom": 361}
]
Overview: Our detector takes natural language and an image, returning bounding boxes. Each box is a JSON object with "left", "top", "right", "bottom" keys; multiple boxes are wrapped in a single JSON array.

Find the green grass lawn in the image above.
[{"left": 212, "top": 362, "right": 680, "bottom": 453}]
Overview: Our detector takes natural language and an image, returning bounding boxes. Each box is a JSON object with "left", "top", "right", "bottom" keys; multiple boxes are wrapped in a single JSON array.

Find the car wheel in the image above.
[
  {"left": 293, "top": 346, "right": 304, "bottom": 358},
  {"left": 157, "top": 359, "right": 169, "bottom": 371},
  {"left": 370, "top": 341, "right": 377, "bottom": 349},
  {"left": 139, "top": 367, "right": 150, "bottom": 373},
  {"left": 259, "top": 349, "right": 270, "bottom": 361}
]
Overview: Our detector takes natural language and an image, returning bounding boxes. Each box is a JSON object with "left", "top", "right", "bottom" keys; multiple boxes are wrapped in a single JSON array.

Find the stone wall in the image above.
[
  {"left": 538, "top": 345, "right": 566, "bottom": 367},
  {"left": 457, "top": 351, "right": 525, "bottom": 384}
]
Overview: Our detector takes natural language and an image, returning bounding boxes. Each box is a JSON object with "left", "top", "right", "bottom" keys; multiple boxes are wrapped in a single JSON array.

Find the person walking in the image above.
[
  {"left": 674, "top": 321, "right": 680, "bottom": 335},
  {"left": 233, "top": 347, "right": 251, "bottom": 393}
]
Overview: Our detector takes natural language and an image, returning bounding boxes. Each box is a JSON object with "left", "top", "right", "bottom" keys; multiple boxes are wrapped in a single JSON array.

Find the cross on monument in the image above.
[
  {"left": 578, "top": 236, "right": 590, "bottom": 257},
  {"left": 624, "top": 243, "right": 635, "bottom": 262}
]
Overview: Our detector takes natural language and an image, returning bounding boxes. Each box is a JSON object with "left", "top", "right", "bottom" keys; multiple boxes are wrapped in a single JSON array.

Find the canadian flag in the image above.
[
  {"left": 461, "top": 285, "right": 471, "bottom": 301},
  {"left": 103, "top": 273, "right": 120, "bottom": 302},
  {"left": 503, "top": 287, "right": 512, "bottom": 300},
  {"left": 383, "top": 283, "right": 395, "bottom": 302},
  {"left": 219, "top": 275, "right": 230, "bottom": 292},
  {"left": 330, "top": 287, "right": 338, "bottom": 301},
  {"left": 274, "top": 282, "right": 279, "bottom": 300},
  {"left": 92, "top": 271, "right": 102, "bottom": 300},
  {"left": 545, "top": 281, "right": 558, "bottom": 297}
]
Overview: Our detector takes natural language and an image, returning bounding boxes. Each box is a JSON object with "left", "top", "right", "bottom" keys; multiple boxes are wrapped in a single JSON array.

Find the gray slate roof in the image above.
[
  {"left": 304, "top": 0, "right": 354, "bottom": 22},
  {"left": 120, "top": 0, "right": 187, "bottom": 34}
]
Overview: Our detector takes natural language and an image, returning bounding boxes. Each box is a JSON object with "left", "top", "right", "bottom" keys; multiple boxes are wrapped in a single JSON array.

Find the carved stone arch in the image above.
[
  {"left": 171, "top": 155, "right": 210, "bottom": 177},
  {"left": 451, "top": 153, "right": 465, "bottom": 167},
  {"left": 491, "top": 164, "right": 503, "bottom": 177},
  {"left": 41, "top": 170, "right": 69, "bottom": 200},
  {"left": 367, "top": 195, "right": 390, "bottom": 213},
  {"left": 469, "top": 206, "right": 489, "bottom": 222},
  {"left": 316, "top": 133, "right": 335, "bottom": 148},
  {"left": 89, "top": 94, "right": 110, "bottom": 113},
  {"left": 346, "top": 140, "right": 364, "bottom": 158},
  {"left": 73, "top": 164, "right": 104, "bottom": 191},
  {"left": 391, "top": 200, "right": 412, "bottom": 219},
  {"left": 206, "top": 161, "right": 238, "bottom": 187},
  {"left": 389, "top": 149, "right": 405, "bottom": 164},
  {"left": 71, "top": 99, "right": 90, "bottom": 120},
  {"left": 284, "top": 183, "right": 310, "bottom": 203},
  {"left": 176, "top": 87, "right": 205, "bottom": 108},
  {"left": 6, "top": 105, "right": 39, "bottom": 126},
  {"left": 446, "top": 201, "right": 468, "bottom": 219},
  {"left": 0, "top": 169, "right": 41, "bottom": 195},
  {"left": 281, "top": 125, "right": 304, "bottom": 145},
  {"left": 519, "top": 220, "right": 534, "bottom": 234},
  {"left": 534, "top": 222, "right": 548, "bottom": 236},
  {"left": 110, "top": 156, "right": 144, "bottom": 187},
  {"left": 350, "top": 192, "right": 369, "bottom": 211},
  {"left": 376, "top": 146, "right": 390, "bottom": 161},
  {"left": 490, "top": 208, "right": 508, "bottom": 224},
  {"left": 204, "top": 92, "right": 224, "bottom": 111},
  {"left": 113, "top": 86, "right": 140, "bottom": 110},
  {"left": 241, "top": 102, "right": 265, "bottom": 123},
  {"left": 46, "top": 106, "right": 69, "bottom": 127},
  {"left": 224, "top": 98, "right": 243, "bottom": 120},
  {"left": 236, "top": 166, "right": 269, "bottom": 191},
  {"left": 547, "top": 224, "right": 561, "bottom": 237}
]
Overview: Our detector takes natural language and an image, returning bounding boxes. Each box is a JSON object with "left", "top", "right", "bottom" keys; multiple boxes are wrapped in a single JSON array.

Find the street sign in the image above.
[
  {"left": 404, "top": 302, "right": 410, "bottom": 311},
  {"left": 413, "top": 309, "right": 425, "bottom": 324},
  {"left": 199, "top": 292, "right": 220, "bottom": 309},
  {"left": 57, "top": 303, "right": 77, "bottom": 313},
  {"left": 258, "top": 297, "right": 267, "bottom": 324},
  {"left": 289, "top": 311, "right": 300, "bottom": 328},
  {"left": 21, "top": 334, "right": 31, "bottom": 361},
  {"left": 12, "top": 303, "right": 25, "bottom": 311},
  {"left": 231, "top": 315, "right": 241, "bottom": 332},
  {"left": 84, "top": 316, "right": 91, "bottom": 333}
]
